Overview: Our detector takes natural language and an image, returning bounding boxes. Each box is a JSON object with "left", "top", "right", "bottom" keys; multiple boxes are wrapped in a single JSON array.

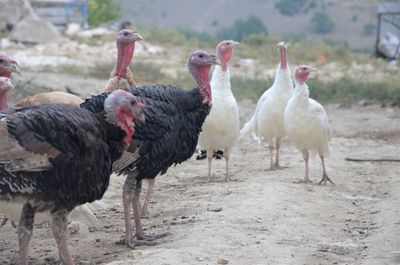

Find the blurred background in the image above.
[{"left": 1, "top": 0, "right": 400, "bottom": 106}]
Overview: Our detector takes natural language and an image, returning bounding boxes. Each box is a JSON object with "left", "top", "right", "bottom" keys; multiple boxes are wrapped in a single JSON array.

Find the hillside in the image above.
[{"left": 119, "top": 0, "right": 379, "bottom": 50}]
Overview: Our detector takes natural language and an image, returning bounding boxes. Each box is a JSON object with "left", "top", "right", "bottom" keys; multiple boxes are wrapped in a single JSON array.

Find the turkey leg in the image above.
[
  {"left": 121, "top": 173, "right": 155, "bottom": 248},
  {"left": 18, "top": 203, "right": 34, "bottom": 265},
  {"left": 224, "top": 148, "right": 230, "bottom": 182},
  {"left": 133, "top": 181, "right": 168, "bottom": 241},
  {"left": 141, "top": 178, "right": 155, "bottom": 218},
  {"left": 52, "top": 210, "right": 75, "bottom": 265},
  {"left": 207, "top": 149, "right": 213, "bottom": 182},
  {"left": 302, "top": 150, "right": 312, "bottom": 183},
  {"left": 274, "top": 137, "right": 283, "bottom": 169},
  {"left": 318, "top": 155, "right": 334, "bottom": 186}
]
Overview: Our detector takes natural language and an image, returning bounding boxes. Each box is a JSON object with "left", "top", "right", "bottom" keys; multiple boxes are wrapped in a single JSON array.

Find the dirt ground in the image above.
[{"left": 0, "top": 102, "right": 399, "bottom": 265}]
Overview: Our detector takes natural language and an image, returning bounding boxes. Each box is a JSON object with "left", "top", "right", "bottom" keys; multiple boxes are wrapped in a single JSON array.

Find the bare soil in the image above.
[{"left": 0, "top": 103, "right": 399, "bottom": 265}]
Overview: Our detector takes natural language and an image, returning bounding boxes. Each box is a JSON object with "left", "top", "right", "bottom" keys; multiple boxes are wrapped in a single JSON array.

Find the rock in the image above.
[
  {"left": 0, "top": 0, "right": 32, "bottom": 31},
  {"left": 76, "top": 27, "right": 114, "bottom": 39},
  {"left": 217, "top": 257, "right": 229, "bottom": 264},
  {"left": 65, "top": 23, "right": 82, "bottom": 37},
  {"left": 10, "top": 16, "right": 60, "bottom": 44}
]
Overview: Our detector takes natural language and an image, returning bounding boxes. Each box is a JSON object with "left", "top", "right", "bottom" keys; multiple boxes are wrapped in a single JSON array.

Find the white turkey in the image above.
[
  {"left": 198, "top": 40, "right": 240, "bottom": 181},
  {"left": 240, "top": 42, "right": 293, "bottom": 169},
  {"left": 284, "top": 65, "right": 333, "bottom": 185}
]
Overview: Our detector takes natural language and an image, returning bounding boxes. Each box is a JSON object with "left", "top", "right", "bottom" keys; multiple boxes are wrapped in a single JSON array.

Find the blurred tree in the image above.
[
  {"left": 311, "top": 11, "right": 334, "bottom": 34},
  {"left": 217, "top": 16, "right": 268, "bottom": 41},
  {"left": 363, "top": 23, "right": 376, "bottom": 36},
  {"left": 275, "top": 0, "right": 307, "bottom": 16},
  {"left": 88, "top": 0, "right": 122, "bottom": 27}
]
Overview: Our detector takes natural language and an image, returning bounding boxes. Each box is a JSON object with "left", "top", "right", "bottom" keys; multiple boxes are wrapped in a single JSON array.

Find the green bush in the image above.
[
  {"left": 308, "top": 78, "right": 400, "bottom": 104},
  {"left": 88, "top": 0, "right": 122, "bottom": 27},
  {"left": 217, "top": 16, "right": 268, "bottom": 42},
  {"left": 311, "top": 11, "right": 335, "bottom": 34}
]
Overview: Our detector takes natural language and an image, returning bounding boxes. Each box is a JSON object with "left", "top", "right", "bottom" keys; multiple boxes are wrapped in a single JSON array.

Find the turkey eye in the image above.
[
  {"left": 0, "top": 60, "right": 3, "bottom": 63},
  {"left": 131, "top": 101, "right": 136, "bottom": 105},
  {"left": 226, "top": 42, "right": 230, "bottom": 46},
  {"left": 124, "top": 32, "right": 129, "bottom": 36},
  {"left": 198, "top": 54, "right": 204, "bottom": 58}
]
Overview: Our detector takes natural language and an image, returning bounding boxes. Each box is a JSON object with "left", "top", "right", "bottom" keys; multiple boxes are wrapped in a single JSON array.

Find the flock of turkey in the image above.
[{"left": 0, "top": 28, "right": 332, "bottom": 264}]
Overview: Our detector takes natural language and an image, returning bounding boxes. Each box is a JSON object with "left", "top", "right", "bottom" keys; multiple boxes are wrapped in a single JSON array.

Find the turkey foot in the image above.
[
  {"left": 318, "top": 173, "right": 334, "bottom": 186},
  {"left": 136, "top": 231, "right": 169, "bottom": 241},
  {"left": 116, "top": 237, "right": 157, "bottom": 248}
]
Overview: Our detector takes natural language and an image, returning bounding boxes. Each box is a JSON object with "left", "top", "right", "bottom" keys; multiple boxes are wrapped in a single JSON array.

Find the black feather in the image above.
[{"left": 81, "top": 84, "right": 210, "bottom": 182}]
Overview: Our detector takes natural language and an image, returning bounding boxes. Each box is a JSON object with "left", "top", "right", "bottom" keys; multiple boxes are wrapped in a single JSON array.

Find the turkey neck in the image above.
[
  {"left": 279, "top": 46, "right": 287, "bottom": 69},
  {"left": 115, "top": 42, "right": 135, "bottom": 79},
  {"left": 211, "top": 65, "right": 230, "bottom": 91},
  {"left": 189, "top": 64, "right": 212, "bottom": 105},
  {"left": 0, "top": 71, "right": 11, "bottom": 78},
  {"left": 0, "top": 90, "right": 9, "bottom": 110},
  {"left": 219, "top": 49, "right": 233, "bottom": 71},
  {"left": 293, "top": 81, "right": 310, "bottom": 105}
]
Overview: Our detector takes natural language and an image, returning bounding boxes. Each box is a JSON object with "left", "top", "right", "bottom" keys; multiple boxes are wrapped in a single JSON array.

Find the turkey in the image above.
[
  {"left": 102, "top": 28, "right": 157, "bottom": 218},
  {"left": 0, "top": 54, "right": 21, "bottom": 110},
  {"left": 0, "top": 56, "right": 94, "bottom": 228},
  {"left": 198, "top": 40, "right": 240, "bottom": 181},
  {"left": 0, "top": 89, "right": 144, "bottom": 265},
  {"left": 81, "top": 50, "right": 219, "bottom": 248},
  {"left": 240, "top": 42, "right": 293, "bottom": 169},
  {"left": 104, "top": 28, "right": 142, "bottom": 93},
  {"left": 15, "top": 91, "right": 83, "bottom": 108},
  {"left": 284, "top": 65, "right": 333, "bottom": 185}
]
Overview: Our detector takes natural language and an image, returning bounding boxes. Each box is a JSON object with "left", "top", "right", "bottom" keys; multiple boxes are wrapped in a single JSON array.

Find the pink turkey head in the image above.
[
  {"left": 188, "top": 50, "right": 220, "bottom": 105},
  {"left": 294, "top": 65, "right": 317, "bottom": 85},
  {"left": 105, "top": 89, "right": 145, "bottom": 144},
  {"left": 216, "top": 40, "right": 239, "bottom": 71},
  {"left": 0, "top": 54, "right": 21, "bottom": 78},
  {"left": 115, "top": 29, "right": 144, "bottom": 79}
]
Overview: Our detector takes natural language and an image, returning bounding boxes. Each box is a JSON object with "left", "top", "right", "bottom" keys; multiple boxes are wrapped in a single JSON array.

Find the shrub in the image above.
[
  {"left": 363, "top": 23, "right": 376, "bottom": 36},
  {"left": 311, "top": 11, "right": 335, "bottom": 34},
  {"left": 274, "top": 0, "right": 307, "bottom": 16},
  {"left": 88, "top": 0, "right": 122, "bottom": 27},
  {"left": 217, "top": 16, "right": 268, "bottom": 42}
]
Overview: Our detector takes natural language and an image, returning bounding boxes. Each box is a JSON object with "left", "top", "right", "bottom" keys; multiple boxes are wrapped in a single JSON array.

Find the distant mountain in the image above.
[{"left": 119, "top": 0, "right": 380, "bottom": 50}]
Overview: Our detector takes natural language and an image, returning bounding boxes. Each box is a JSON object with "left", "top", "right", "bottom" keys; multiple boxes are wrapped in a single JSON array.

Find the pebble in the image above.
[
  {"left": 207, "top": 207, "right": 223, "bottom": 212},
  {"left": 217, "top": 257, "right": 229, "bottom": 264}
]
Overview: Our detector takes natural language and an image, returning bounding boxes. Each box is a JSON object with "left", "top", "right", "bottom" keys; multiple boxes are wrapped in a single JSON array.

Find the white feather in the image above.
[{"left": 0, "top": 200, "right": 107, "bottom": 227}]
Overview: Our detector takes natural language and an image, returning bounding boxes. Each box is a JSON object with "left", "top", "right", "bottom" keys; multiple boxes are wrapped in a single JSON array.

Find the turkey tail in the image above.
[
  {"left": 69, "top": 201, "right": 108, "bottom": 227},
  {"left": 239, "top": 114, "right": 259, "bottom": 142}
]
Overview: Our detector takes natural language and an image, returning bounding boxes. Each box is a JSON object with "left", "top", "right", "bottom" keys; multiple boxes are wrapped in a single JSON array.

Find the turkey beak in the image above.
[
  {"left": 210, "top": 55, "right": 221, "bottom": 65},
  {"left": 134, "top": 102, "right": 145, "bottom": 123},
  {"left": 8, "top": 62, "right": 21, "bottom": 75},
  {"left": 309, "top": 67, "right": 317, "bottom": 72},
  {"left": 132, "top": 32, "right": 144, "bottom": 41},
  {"left": 231, "top": 41, "right": 240, "bottom": 46}
]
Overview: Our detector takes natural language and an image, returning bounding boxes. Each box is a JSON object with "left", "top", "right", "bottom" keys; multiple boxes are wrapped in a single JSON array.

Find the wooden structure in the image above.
[
  {"left": 376, "top": 2, "right": 400, "bottom": 59},
  {"left": 30, "top": 0, "right": 88, "bottom": 31}
]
